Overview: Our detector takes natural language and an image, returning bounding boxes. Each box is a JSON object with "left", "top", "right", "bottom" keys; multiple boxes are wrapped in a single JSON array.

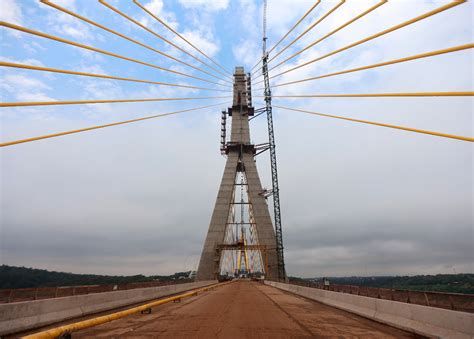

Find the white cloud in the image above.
[
  {"left": 180, "top": 30, "right": 219, "bottom": 57},
  {"left": 232, "top": 0, "right": 260, "bottom": 69},
  {"left": 0, "top": 74, "right": 54, "bottom": 102},
  {"left": 15, "top": 92, "right": 56, "bottom": 102},
  {"left": 178, "top": 0, "right": 229, "bottom": 12},
  {"left": 81, "top": 79, "right": 122, "bottom": 100},
  {"left": 76, "top": 63, "right": 108, "bottom": 75},
  {"left": 233, "top": 43, "right": 255, "bottom": 68},
  {"left": 21, "top": 41, "right": 44, "bottom": 54},
  {"left": 0, "top": 56, "right": 44, "bottom": 66},
  {"left": 60, "top": 24, "right": 92, "bottom": 41},
  {"left": 0, "top": 0, "right": 23, "bottom": 25},
  {"left": 53, "top": 0, "right": 78, "bottom": 11},
  {"left": 137, "top": 0, "right": 223, "bottom": 64},
  {"left": 2, "top": 74, "right": 51, "bottom": 90},
  {"left": 144, "top": 0, "right": 163, "bottom": 15},
  {"left": 140, "top": 0, "right": 179, "bottom": 30},
  {"left": 265, "top": 0, "right": 318, "bottom": 39},
  {"left": 37, "top": 0, "right": 95, "bottom": 42},
  {"left": 0, "top": 0, "right": 23, "bottom": 37}
]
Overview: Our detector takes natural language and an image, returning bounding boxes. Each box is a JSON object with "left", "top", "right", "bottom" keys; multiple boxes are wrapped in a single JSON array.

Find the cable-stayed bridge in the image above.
[{"left": 0, "top": 0, "right": 473, "bottom": 337}]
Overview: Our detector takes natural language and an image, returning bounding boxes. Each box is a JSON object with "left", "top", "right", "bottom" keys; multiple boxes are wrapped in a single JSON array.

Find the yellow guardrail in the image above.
[{"left": 23, "top": 281, "right": 232, "bottom": 339}]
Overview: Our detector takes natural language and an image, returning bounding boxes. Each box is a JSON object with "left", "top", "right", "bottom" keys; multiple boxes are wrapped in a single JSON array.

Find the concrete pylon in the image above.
[{"left": 196, "top": 67, "right": 278, "bottom": 281}]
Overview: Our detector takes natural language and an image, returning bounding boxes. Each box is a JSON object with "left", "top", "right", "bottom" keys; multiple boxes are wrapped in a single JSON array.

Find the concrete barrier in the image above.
[
  {"left": 265, "top": 281, "right": 474, "bottom": 339},
  {"left": 0, "top": 280, "right": 216, "bottom": 336},
  {"left": 290, "top": 281, "right": 474, "bottom": 312}
]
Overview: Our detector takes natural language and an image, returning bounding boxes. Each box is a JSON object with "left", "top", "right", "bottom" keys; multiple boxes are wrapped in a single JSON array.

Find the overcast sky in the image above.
[{"left": 1, "top": 0, "right": 472, "bottom": 278}]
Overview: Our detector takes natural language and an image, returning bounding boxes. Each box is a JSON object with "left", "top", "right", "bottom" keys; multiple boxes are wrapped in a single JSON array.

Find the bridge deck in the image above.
[{"left": 74, "top": 281, "right": 418, "bottom": 338}]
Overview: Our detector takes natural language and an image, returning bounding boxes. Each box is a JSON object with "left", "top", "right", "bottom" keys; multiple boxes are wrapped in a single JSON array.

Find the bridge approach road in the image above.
[{"left": 72, "top": 280, "right": 419, "bottom": 338}]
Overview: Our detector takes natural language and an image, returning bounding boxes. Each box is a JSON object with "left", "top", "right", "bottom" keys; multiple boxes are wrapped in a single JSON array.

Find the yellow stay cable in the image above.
[
  {"left": 22, "top": 281, "right": 233, "bottom": 339},
  {"left": 249, "top": 0, "right": 322, "bottom": 74},
  {"left": 271, "top": 44, "right": 474, "bottom": 88},
  {"left": 266, "top": 0, "right": 466, "bottom": 81},
  {"left": 0, "top": 62, "right": 232, "bottom": 92},
  {"left": 267, "top": 0, "right": 387, "bottom": 75},
  {"left": 1, "top": 103, "right": 228, "bottom": 148},
  {"left": 0, "top": 96, "right": 231, "bottom": 108},
  {"left": 267, "top": 92, "right": 474, "bottom": 98},
  {"left": 274, "top": 105, "right": 473, "bottom": 142},
  {"left": 267, "top": 0, "right": 345, "bottom": 64},
  {"left": 40, "top": 0, "right": 230, "bottom": 84},
  {"left": 134, "top": 0, "right": 232, "bottom": 78},
  {"left": 0, "top": 21, "right": 230, "bottom": 88},
  {"left": 98, "top": 0, "right": 231, "bottom": 81}
]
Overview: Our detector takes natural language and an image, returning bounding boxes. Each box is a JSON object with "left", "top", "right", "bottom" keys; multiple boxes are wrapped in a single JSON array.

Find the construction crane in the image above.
[{"left": 261, "top": 0, "right": 286, "bottom": 282}]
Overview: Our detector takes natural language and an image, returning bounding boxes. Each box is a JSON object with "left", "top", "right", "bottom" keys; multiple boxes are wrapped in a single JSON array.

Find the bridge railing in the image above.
[
  {"left": 0, "top": 279, "right": 193, "bottom": 304},
  {"left": 288, "top": 280, "right": 474, "bottom": 313}
]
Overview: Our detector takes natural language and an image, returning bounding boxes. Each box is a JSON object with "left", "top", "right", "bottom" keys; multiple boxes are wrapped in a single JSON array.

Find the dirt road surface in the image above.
[{"left": 72, "top": 281, "right": 419, "bottom": 338}]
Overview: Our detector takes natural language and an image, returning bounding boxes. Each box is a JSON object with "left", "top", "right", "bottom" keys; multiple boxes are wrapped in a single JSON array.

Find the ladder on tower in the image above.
[{"left": 220, "top": 110, "right": 227, "bottom": 155}]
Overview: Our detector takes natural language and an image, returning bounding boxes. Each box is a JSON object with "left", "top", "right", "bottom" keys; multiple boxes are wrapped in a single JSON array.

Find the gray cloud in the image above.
[{"left": 1, "top": 0, "right": 472, "bottom": 278}]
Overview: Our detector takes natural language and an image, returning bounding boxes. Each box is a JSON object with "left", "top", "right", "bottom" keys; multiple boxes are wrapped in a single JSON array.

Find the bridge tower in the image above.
[{"left": 196, "top": 67, "right": 279, "bottom": 281}]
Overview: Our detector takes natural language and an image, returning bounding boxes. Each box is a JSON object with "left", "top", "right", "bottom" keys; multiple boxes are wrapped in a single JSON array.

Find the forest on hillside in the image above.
[
  {"left": 2, "top": 265, "right": 473, "bottom": 294},
  {"left": 0, "top": 265, "right": 192, "bottom": 289},
  {"left": 290, "top": 274, "right": 474, "bottom": 294}
]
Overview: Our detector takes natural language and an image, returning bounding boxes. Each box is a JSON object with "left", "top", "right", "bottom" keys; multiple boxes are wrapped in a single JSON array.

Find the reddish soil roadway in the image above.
[{"left": 73, "top": 281, "right": 420, "bottom": 338}]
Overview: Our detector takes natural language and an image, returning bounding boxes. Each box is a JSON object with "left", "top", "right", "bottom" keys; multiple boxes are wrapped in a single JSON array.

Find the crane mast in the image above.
[{"left": 261, "top": 0, "right": 286, "bottom": 281}]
